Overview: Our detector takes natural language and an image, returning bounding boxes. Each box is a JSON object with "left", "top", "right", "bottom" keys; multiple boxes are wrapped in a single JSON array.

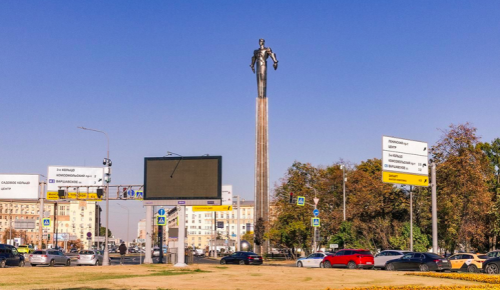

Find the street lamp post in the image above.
[
  {"left": 340, "top": 165, "right": 346, "bottom": 221},
  {"left": 78, "top": 126, "right": 111, "bottom": 266}
]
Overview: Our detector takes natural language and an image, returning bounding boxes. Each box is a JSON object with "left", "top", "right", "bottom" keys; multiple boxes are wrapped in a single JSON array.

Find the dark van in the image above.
[{"left": 0, "top": 244, "right": 25, "bottom": 267}]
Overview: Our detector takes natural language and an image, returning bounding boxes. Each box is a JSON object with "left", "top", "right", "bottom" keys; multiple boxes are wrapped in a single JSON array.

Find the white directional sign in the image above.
[
  {"left": 47, "top": 166, "right": 104, "bottom": 200},
  {"left": 0, "top": 174, "right": 39, "bottom": 200},
  {"left": 382, "top": 151, "right": 428, "bottom": 175},
  {"left": 382, "top": 136, "right": 429, "bottom": 187},
  {"left": 222, "top": 185, "right": 233, "bottom": 206}
]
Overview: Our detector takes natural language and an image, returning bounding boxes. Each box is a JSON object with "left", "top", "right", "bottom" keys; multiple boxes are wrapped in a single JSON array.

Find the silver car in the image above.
[
  {"left": 374, "top": 250, "right": 412, "bottom": 269},
  {"left": 77, "top": 250, "right": 107, "bottom": 266},
  {"left": 30, "top": 250, "right": 71, "bottom": 267}
]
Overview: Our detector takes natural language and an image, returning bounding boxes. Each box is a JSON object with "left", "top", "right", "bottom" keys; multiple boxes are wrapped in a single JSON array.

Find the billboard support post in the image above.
[
  {"left": 236, "top": 195, "right": 241, "bottom": 251},
  {"left": 174, "top": 205, "right": 187, "bottom": 267},
  {"left": 39, "top": 182, "right": 45, "bottom": 249},
  {"left": 410, "top": 186, "right": 413, "bottom": 252},
  {"left": 144, "top": 206, "right": 153, "bottom": 264}
]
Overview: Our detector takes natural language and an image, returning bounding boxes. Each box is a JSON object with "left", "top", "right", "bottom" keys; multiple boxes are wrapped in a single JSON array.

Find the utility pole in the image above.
[
  {"left": 39, "top": 182, "right": 45, "bottom": 249},
  {"left": 54, "top": 202, "right": 58, "bottom": 249},
  {"left": 431, "top": 163, "right": 438, "bottom": 253}
]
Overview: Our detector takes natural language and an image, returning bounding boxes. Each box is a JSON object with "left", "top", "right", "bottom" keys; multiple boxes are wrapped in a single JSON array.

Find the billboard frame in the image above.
[
  {"left": 0, "top": 173, "right": 40, "bottom": 200},
  {"left": 143, "top": 156, "right": 222, "bottom": 203}
]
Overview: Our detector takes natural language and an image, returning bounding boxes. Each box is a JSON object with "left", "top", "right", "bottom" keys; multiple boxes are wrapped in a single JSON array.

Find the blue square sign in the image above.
[
  {"left": 297, "top": 196, "right": 305, "bottom": 206},
  {"left": 312, "top": 218, "right": 320, "bottom": 227}
]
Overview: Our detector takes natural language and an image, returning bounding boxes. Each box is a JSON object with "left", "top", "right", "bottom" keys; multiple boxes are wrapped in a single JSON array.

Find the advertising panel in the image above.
[
  {"left": 221, "top": 185, "right": 233, "bottom": 206},
  {"left": 0, "top": 174, "right": 39, "bottom": 200},
  {"left": 47, "top": 166, "right": 104, "bottom": 200},
  {"left": 143, "top": 156, "right": 222, "bottom": 206}
]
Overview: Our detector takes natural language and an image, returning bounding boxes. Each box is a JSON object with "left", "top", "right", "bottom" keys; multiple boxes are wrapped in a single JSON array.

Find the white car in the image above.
[
  {"left": 374, "top": 250, "right": 412, "bottom": 269},
  {"left": 296, "top": 252, "right": 332, "bottom": 268}
]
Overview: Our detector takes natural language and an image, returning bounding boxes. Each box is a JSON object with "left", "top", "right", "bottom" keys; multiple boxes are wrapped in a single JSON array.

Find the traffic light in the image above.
[
  {"left": 289, "top": 192, "right": 294, "bottom": 204},
  {"left": 96, "top": 188, "right": 103, "bottom": 198},
  {"left": 58, "top": 190, "right": 66, "bottom": 199},
  {"left": 123, "top": 187, "right": 128, "bottom": 198},
  {"left": 48, "top": 234, "right": 51, "bottom": 241}
]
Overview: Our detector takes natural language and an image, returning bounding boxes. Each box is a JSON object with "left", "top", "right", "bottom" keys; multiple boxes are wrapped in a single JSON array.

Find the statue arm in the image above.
[
  {"left": 250, "top": 54, "right": 256, "bottom": 73},
  {"left": 268, "top": 48, "right": 278, "bottom": 70}
]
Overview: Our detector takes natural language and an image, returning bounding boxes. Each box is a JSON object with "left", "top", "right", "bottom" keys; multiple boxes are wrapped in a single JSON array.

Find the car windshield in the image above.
[
  {"left": 33, "top": 251, "right": 45, "bottom": 254},
  {"left": 247, "top": 252, "right": 258, "bottom": 256},
  {"left": 79, "top": 251, "right": 95, "bottom": 255},
  {"left": 18, "top": 245, "right": 28, "bottom": 248}
]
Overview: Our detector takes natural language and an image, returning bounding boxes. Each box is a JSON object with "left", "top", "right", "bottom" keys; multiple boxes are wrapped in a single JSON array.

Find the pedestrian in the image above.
[{"left": 119, "top": 242, "right": 127, "bottom": 265}]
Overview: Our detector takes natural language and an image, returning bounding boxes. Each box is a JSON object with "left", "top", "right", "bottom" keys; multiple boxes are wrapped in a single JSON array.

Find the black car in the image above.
[
  {"left": 483, "top": 257, "right": 500, "bottom": 274},
  {"left": 0, "top": 244, "right": 25, "bottom": 268},
  {"left": 220, "top": 252, "right": 263, "bottom": 265},
  {"left": 385, "top": 252, "right": 451, "bottom": 272}
]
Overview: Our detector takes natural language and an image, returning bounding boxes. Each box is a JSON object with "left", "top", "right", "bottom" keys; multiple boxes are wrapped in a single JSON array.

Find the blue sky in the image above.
[{"left": 1, "top": 1, "right": 500, "bottom": 241}]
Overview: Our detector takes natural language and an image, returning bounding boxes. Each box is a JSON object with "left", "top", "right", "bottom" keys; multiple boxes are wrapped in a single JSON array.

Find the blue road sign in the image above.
[
  {"left": 127, "top": 189, "right": 135, "bottom": 197},
  {"left": 157, "top": 216, "right": 166, "bottom": 226},
  {"left": 42, "top": 218, "right": 51, "bottom": 228},
  {"left": 312, "top": 218, "right": 321, "bottom": 227},
  {"left": 297, "top": 196, "right": 305, "bottom": 206},
  {"left": 158, "top": 208, "right": 166, "bottom": 216},
  {"left": 313, "top": 209, "right": 319, "bottom": 217},
  {"left": 135, "top": 191, "right": 143, "bottom": 199}
]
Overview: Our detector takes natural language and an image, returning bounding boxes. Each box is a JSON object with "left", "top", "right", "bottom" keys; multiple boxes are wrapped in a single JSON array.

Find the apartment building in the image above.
[
  {"left": 167, "top": 201, "right": 255, "bottom": 249},
  {"left": 0, "top": 200, "right": 100, "bottom": 247}
]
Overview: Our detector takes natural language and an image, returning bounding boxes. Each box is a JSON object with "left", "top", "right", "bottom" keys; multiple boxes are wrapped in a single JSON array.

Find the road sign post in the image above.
[{"left": 382, "top": 136, "right": 429, "bottom": 252}]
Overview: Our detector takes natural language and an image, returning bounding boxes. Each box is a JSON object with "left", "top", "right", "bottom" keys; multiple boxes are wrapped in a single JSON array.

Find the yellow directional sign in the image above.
[
  {"left": 382, "top": 171, "right": 429, "bottom": 187},
  {"left": 192, "top": 205, "right": 233, "bottom": 212}
]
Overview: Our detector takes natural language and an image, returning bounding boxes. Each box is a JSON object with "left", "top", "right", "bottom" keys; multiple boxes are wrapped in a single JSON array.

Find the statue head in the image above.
[{"left": 259, "top": 39, "right": 265, "bottom": 46}]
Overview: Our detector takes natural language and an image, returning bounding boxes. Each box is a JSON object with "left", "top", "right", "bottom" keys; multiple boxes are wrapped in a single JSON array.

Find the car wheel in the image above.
[
  {"left": 319, "top": 262, "right": 324, "bottom": 268},
  {"left": 220, "top": 259, "right": 226, "bottom": 265},
  {"left": 31, "top": 264, "right": 37, "bottom": 267},
  {"left": 49, "top": 259, "right": 55, "bottom": 267},
  {"left": 467, "top": 264, "right": 478, "bottom": 273},
  {"left": 347, "top": 261, "right": 357, "bottom": 269},
  {"left": 0, "top": 260, "right": 5, "bottom": 268},
  {"left": 386, "top": 263, "right": 395, "bottom": 271},
  {"left": 19, "top": 260, "right": 25, "bottom": 267},
  {"left": 239, "top": 260, "right": 245, "bottom": 265},
  {"left": 419, "top": 264, "right": 429, "bottom": 272},
  {"left": 486, "top": 263, "right": 500, "bottom": 274},
  {"left": 324, "top": 261, "right": 332, "bottom": 268},
  {"left": 297, "top": 261, "right": 303, "bottom": 267},
  {"left": 66, "top": 260, "right": 71, "bottom": 267}
]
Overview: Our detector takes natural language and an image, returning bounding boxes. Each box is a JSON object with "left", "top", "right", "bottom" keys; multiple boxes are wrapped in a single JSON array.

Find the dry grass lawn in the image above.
[{"left": 0, "top": 263, "right": 485, "bottom": 290}]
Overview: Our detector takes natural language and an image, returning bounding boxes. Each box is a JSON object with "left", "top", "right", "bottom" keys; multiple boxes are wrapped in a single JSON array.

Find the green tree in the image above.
[
  {"left": 432, "top": 123, "right": 493, "bottom": 252},
  {"left": 389, "top": 222, "right": 429, "bottom": 252},
  {"left": 99, "top": 226, "right": 113, "bottom": 238}
]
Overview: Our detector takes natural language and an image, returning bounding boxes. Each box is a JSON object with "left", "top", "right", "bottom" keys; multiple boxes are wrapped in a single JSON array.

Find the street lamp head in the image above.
[{"left": 340, "top": 164, "right": 344, "bottom": 170}]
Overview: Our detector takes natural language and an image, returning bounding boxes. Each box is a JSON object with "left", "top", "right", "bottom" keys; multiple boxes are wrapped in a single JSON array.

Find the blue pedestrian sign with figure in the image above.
[
  {"left": 312, "top": 217, "right": 320, "bottom": 227},
  {"left": 42, "top": 218, "right": 51, "bottom": 228},
  {"left": 297, "top": 196, "right": 305, "bottom": 206},
  {"left": 135, "top": 191, "right": 143, "bottom": 200},
  {"left": 157, "top": 216, "right": 166, "bottom": 226},
  {"left": 313, "top": 209, "right": 319, "bottom": 217},
  {"left": 158, "top": 208, "right": 166, "bottom": 216}
]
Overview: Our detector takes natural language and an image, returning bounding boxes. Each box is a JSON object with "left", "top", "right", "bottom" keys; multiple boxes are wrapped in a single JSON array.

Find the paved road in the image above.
[{"left": 20, "top": 255, "right": 219, "bottom": 267}]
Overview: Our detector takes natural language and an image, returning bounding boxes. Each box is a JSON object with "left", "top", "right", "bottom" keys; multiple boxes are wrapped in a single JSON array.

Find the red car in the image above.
[{"left": 321, "top": 249, "right": 374, "bottom": 269}]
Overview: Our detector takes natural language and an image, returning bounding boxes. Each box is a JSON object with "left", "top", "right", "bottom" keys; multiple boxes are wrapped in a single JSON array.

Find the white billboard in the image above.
[
  {"left": 47, "top": 166, "right": 104, "bottom": 200},
  {"left": 0, "top": 174, "right": 39, "bottom": 200},
  {"left": 222, "top": 185, "right": 233, "bottom": 206}
]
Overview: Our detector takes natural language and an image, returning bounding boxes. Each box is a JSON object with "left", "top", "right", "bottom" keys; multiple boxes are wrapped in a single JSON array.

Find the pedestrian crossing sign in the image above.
[
  {"left": 297, "top": 196, "right": 305, "bottom": 206},
  {"left": 157, "top": 216, "right": 166, "bottom": 226},
  {"left": 42, "top": 218, "right": 51, "bottom": 228},
  {"left": 135, "top": 191, "right": 143, "bottom": 200},
  {"left": 312, "top": 217, "right": 320, "bottom": 227}
]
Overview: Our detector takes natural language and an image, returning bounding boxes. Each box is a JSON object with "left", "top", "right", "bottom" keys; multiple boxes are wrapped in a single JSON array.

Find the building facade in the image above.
[
  {"left": 167, "top": 201, "right": 255, "bottom": 250},
  {"left": 0, "top": 200, "right": 100, "bottom": 248}
]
